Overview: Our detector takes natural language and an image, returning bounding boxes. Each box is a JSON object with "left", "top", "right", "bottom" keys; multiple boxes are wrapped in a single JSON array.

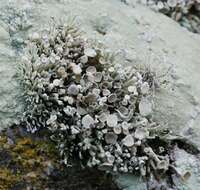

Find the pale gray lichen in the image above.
[
  {"left": 19, "top": 21, "right": 181, "bottom": 189},
  {"left": 142, "top": 0, "right": 200, "bottom": 34}
]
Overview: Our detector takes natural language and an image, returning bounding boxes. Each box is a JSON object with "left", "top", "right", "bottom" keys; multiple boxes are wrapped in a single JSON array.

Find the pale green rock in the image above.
[{"left": 0, "top": 0, "right": 200, "bottom": 189}]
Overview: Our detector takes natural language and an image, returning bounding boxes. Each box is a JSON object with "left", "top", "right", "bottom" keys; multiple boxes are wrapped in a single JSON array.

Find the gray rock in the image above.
[{"left": 0, "top": 0, "right": 200, "bottom": 189}]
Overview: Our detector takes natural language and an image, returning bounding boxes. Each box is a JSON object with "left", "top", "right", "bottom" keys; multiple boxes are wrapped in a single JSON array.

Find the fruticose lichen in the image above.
[
  {"left": 19, "top": 21, "right": 188, "bottom": 189},
  {"left": 142, "top": 0, "right": 200, "bottom": 34}
]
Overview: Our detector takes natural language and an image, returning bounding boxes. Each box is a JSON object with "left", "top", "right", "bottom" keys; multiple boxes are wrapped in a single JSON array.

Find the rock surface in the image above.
[
  {"left": 0, "top": 0, "right": 200, "bottom": 189},
  {"left": 0, "top": 22, "right": 23, "bottom": 128}
]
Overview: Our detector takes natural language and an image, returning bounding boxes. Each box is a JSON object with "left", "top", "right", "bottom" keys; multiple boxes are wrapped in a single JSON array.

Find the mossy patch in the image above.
[
  {"left": 0, "top": 168, "right": 20, "bottom": 190},
  {"left": 0, "top": 126, "right": 120, "bottom": 190},
  {"left": 0, "top": 134, "right": 59, "bottom": 190}
]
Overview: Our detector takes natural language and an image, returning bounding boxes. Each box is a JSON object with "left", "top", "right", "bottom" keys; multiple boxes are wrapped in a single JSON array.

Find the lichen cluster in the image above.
[
  {"left": 142, "top": 0, "right": 200, "bottom": 34},
  {"left": 20, "top": 22, "right": 172, "bottom": 186}
]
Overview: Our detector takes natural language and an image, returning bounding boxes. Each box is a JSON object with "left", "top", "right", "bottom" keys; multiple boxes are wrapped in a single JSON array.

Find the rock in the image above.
[
  {"left": 139, "top": 97, "right": 153, "bottom": 116},
  {"left": 171, "top": 146, "right": 200, "bottom": 190},
  {"left": 0, "top": 25, "right": 21, "bottom": 129},
  {"left": 92, "top": 15, "right": 114, "bottom": 35},
  {"left": 115, "top": 174, "right": 146, "bottom": 190},
  {"left": 0, "top": 21, "right": 9, "bottom": 42},
  {"left": 0, "top": 0, "right": 200, "bottom": 189},
  {"left": 1, "top": 0, "right": 200, "bottom": 142}
]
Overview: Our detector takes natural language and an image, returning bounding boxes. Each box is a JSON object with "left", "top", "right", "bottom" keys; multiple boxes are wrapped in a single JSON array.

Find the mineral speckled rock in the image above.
[
  {"left": 0, "top": 0, "right": 200, "bottom": 189},
  {"left": 139, "top": 97, "right": 153, "bottom": 116}
]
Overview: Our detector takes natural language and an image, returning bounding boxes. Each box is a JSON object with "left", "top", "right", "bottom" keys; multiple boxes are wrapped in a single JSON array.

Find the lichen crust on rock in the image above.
[{"left": 18, "top": 20, "right": 196, "bottom": 189}]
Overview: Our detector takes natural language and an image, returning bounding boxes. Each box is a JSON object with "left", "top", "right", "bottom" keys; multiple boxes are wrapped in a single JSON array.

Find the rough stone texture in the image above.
[
  {"left": 0, "top": 22, "right": 23, "bottom": 128},
  {"left": 0, "top": 0, "right": 200, "bottom": 189}
]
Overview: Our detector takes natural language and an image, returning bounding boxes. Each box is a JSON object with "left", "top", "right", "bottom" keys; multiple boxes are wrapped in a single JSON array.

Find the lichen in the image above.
[
  {"left": 17, "top": 20, "right": 200, "bottom": 190},
  {"left": 143, "top": 0, "right": 200, "bottom": 34}
]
